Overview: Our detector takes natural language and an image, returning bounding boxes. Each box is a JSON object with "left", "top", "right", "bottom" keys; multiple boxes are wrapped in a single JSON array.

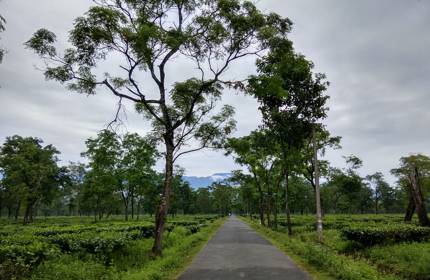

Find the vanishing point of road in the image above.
[{"left": 178, "top": 215, "right": 312, "bottom": 280}]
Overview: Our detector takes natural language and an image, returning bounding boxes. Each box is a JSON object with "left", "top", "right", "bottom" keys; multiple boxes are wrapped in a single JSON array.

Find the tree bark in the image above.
[
  {"left": 14, "top": 201, "right": 20, "bottom": 221},
  {"left": 266, "top": 192, "right": 271, "bottom": 227},
  {"left": 313, "top": 128, "right": 323, "bottom": 243},
  {"left": 258, "top": 194, "right": 265, "bottom": 226},
  {"left": 284, "top": 169, "right": 292, "bottom": 236},
  {"left": 152, "top": 140, "right": 174, "bottom": 257},
  {"left": 409, "top": 166, "right": 430, "bottom": 226},
  {"left": 273, "top": 178, "right": 281, "bottom": 230},
  {"left": 254, "top": 174, "right": 266, "bottom": 226},
  {"left": 24, "top": 199, "right": 37, "bottom": 224},
  {"left": 404, "top": 189, "right": 415, "bottom": 222},
  {"left": 121, "top": 192, "right": 129, "bottom": 221},
  {"left": 374, "top": 186, "right": 381, "bottom": 215},
  {"left": 131, "top": 189, "right": 135, "bottom": 220}
]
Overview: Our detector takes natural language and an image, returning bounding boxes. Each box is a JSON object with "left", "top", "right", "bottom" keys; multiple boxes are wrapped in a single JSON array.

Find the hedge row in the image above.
[
  {"left": 0, "top": 241, "right": 59, "bottom": 278},
  {"left": 341, "top": 224, "right": 430, "bottom": 246},
  {"left": 0, "top": 218, "right": 215, "bottom": 280}
]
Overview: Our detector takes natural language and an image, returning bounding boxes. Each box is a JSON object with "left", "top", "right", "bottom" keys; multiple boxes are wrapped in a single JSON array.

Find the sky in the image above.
[{"left": 1, "top": 0, "right": 429, "bottom": 184}]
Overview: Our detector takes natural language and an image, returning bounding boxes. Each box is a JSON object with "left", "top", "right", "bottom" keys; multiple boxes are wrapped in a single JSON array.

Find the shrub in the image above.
[
  {"left": 30, "top": 255, "right": 118, "bottom": 280},
  {"left": 243, "top": 217, "right": 397, "bottom": 280},
  {"left": 363, "top": 242, "right": 430, "bottom": 280},
  {"left": 341, "top": 224, "right": 430, "bottom": 247},
  {"left": 0, "top": 241, "right": 59, "bottom": 280}
]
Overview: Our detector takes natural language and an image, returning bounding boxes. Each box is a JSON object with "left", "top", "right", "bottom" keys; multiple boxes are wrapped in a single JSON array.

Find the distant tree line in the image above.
[
  {"left": 1, "top": 131, "right": 429, "bottom": 228},
  {"left": 0, "top": 132, "right": 238, "bottom": 222}
]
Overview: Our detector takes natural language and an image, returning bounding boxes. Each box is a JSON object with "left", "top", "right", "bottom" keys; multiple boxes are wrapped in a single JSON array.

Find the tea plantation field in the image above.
[
  {"left": 0, "top": 215, "right": 223, "bottom": 280},
  {"left": 243, "top": 214, "right": 430, "bottom": 280}
]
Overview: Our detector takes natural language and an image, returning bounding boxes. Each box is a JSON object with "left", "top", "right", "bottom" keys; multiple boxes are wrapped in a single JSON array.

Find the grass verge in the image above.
[
  {"left": 125, "top": 217, "right": 226, "bottom": 280},
  {"left": 240, "top": 216, "right": 397, "bottom": 280}
]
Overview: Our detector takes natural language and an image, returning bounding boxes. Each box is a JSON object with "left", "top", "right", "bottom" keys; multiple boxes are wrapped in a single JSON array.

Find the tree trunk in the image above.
[
  {"left": 14, "top": 201, "right": 20, "bottom": 221},
  {"left": 256, "top": 181, "right": 265, "bottom": 226},
  {"left": 24, "top": 200, "right": 37, "bottom": 224},
  {"left": 122, "top": 193, "right": 129, "bottom": 221},
  {"left": 285, "top": 170, "right": 292, "bottom": 236},
  {"left": 313, "top": 128, "right": 323, "bottom": 243},
  {"left": 24, "top": 206, "right": 30, "bottom": 224},
  {"left": 266, "top": 193, "right": 271, "bottom": 227},
  {"left": 131, "top": 190, "right": 135, "bottom": 220},
  {"left": 404, "top": 194, "right": 415, "bottom": 222},
  {"left": 375, "top": 195, "right": 379, "bottom": 214},
  {"left": 152, "top": 141, "right": 174, "bottom": 257},
  {"left": 274, "top": 180, "right": 280, "bottom": 230},
  {"left": 259, "top": 195, "right": 265, "bottom": 226},
  {"left": 409, "top": 166, "right": 430, "bottom": 226}
]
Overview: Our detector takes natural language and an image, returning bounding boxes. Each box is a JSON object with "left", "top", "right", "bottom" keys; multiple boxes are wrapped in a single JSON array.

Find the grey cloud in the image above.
[{"left": 1, "top": 0, "right": 430, "bottom": 182}]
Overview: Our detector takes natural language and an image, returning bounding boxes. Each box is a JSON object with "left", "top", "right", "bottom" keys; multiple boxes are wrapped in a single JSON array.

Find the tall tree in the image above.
[
  {"left": 248, "top": 38, "right": 330, "bottom": 236},
  {"left": 0, "top": 136, "right": 61, "bottom": 223},
  {"left": 366, "top": 172, "right": 392, "bottom": 214},
  {"left": 212, "top": 183, "right": 233, "bottom": 216},
  {"left": 64, "top": 162, "right": 87, "bottom": 216},
  {"left": 226, "top": 130, "right": 282, "bottom": 227},
  {"left": 195, "top": 187, "right": 213, "bottom": 214},
  {"left": 26, "top": 0, "right": 290, "bottom": 256},
  {"left": 81, "top": 130, "right": 158, "bottom": 220},
  {"left": 81, "top": 130, "right": 120, "bottom": 220},
  {"left": 300, "top": 127, "right": 341, "bottom": 191},
  {"left": 312, "top": 127, "right": 323, "bottom": 242},
  {"left": 391, "top": 154, "right": 430, "bottom": 226},
  {"left": 120, "top": 133, "right": 158, "bottom": 220},
  {"left": 229, "top": 170, "right": 255, "bottom": 217}
]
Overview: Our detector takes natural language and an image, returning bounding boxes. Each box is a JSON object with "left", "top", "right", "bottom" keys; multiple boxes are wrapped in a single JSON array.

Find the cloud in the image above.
[{"left": 1, "top": 0, "right": 429, "bottom": 183}]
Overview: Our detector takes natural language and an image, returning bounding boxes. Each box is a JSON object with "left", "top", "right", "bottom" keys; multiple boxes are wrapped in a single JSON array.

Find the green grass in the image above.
[
  {"left": 241, "top": 216, "right": 406, "bottom": 280},
  {"left": 363, "top": 242, "right": 430, "bottom": 279},
  {"left": 125, "top": 218, "right": 225, "bottom": 280}
]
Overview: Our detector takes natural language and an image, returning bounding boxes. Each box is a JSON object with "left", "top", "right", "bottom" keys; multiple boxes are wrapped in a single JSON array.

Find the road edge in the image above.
[{"left": 239, "top": 216, "right": 334, "bottom": 280}]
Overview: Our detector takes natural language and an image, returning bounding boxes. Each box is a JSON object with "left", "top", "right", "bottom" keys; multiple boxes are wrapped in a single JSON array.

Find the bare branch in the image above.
[{"left": 107, "top": 96, "right": 125, "bottom": 129}]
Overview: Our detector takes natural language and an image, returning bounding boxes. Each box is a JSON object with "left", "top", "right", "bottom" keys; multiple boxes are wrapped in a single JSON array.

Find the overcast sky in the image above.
[{"left": 1, "top": 0, "right": 429, "bottom": 183}]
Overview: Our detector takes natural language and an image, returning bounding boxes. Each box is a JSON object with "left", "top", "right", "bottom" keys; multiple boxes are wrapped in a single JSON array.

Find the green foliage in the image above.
[
  {"left": 80, "top": 130, "right": 158, "bottom": 220},
  {"left": 0, "top": 135, "right": 62, "bottom": 223},
  {"left": 0, "top": 241, "right": 59, "bottom": 280},
  {"left": 243, "top": 217, "right": 397, "bottom": 280},
  {"left": 25, "top": 0, "right": 294, "bottom": 256},
  {"left": 211, "top": 183, "right": 234, "bottom": 216},
  {"left": 30, "top": 255, "right": 117, "bottom": 280},
  {"left": 0, "top": 215, "right": 221, "bottom": 279},
  {"left": 341, "top": 224, "right": 430, "bottom": 247},
  {"left": 363, "top": 243, "right": 430, "bottom": 280}
]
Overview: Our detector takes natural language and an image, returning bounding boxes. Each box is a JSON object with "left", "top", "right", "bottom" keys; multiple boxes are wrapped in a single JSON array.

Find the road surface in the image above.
[{"left": 177, "top": 215, "right": 312, "bottom": 280}]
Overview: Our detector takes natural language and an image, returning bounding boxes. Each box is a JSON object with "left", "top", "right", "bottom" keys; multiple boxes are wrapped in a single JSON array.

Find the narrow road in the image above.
[{"left": 178, "top": 216, "right": 312, "bottom": 280}]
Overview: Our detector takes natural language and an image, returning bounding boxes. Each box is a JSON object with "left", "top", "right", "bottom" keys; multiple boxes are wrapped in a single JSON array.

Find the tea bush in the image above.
[
  {"left": 0, "top": 215, "right": 222, "bottom": 280},
  {"left": 341, "top": 224, "right": 430, "bottom": 246}
]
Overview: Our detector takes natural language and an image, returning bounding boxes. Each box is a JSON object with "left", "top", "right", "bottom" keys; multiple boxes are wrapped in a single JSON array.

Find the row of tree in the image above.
[
  {"left": 20, "top": 0, "right": 430, "bottom": 256},
  {"left": 0, "top": 132, "right": 239, "bottom": 222},
  {"left": 2, "top": 132, "right": 429, "bottom": 224}
]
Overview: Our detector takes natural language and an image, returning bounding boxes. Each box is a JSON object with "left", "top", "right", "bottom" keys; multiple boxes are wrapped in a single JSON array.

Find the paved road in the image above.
[{"left": 177, "top": 216, "right": 312, "bottom": 280}]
